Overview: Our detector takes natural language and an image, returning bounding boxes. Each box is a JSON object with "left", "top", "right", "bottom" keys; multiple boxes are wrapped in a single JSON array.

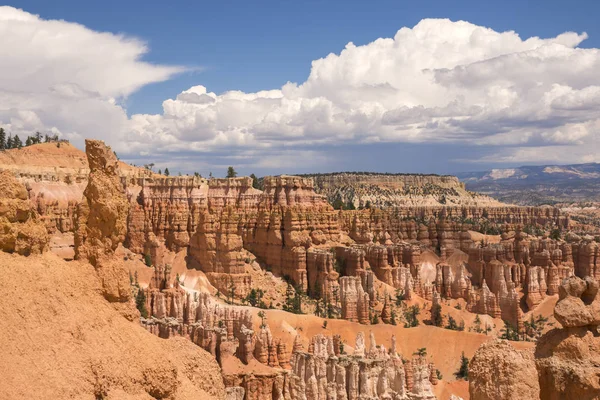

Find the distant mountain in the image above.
[{"left": 456, "top": 163, "right": 600, "bottom": 205}]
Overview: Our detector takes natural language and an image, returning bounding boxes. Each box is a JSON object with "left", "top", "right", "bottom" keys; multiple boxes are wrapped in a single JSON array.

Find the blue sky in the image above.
[{"left": 3, "top": 1, "right": 600, "bottom": 176}]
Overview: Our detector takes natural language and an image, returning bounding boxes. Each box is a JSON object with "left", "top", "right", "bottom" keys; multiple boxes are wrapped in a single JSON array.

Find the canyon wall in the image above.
[{"left": 303, "top": 172, "right": 504, "bottom": 208}]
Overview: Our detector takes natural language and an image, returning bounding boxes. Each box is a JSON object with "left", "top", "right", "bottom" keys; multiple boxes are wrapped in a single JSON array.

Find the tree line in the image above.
[{"left": 0, "top": 128, "right": 64, "bottom": 150}]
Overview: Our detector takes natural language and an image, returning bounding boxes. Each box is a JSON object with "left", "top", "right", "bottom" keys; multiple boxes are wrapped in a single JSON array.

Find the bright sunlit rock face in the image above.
[{"left": 1, "top": 6, "right": 600, "bottom": 169}]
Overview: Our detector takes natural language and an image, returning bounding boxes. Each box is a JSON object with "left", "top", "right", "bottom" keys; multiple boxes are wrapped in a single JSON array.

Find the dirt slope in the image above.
[{"left": 0, "top": 251, "right": 225, "bottom": 400}]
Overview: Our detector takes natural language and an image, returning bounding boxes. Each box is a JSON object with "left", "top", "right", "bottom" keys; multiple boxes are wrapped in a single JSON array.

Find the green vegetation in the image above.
[
  {"left": 413, "top": 347, "right": 427, "bottom": 357},
  {"left": 250, "top": 173, "right": 261, "bottom": 189},
  {"left": 226, "top": 166, "right": 237, "bottom": 178},
  {"left": 431, "top": 303, "right": 443, "bottom": 327},
  {"left": 403, "top": 305, "right": 420, "bottom": 328},
  {"left": 445, "top": 315, "right": 465, "bottom": 331},
  {"left": 283, "top": 284, "right": 303, "bottom": 314},
  {"left": 455, "top": 352, "right": 469, "bottom": 380},
  {"left": 244, "top": 288, "right": 267, "bottom": 308},
  {"left": 524, "top": 315, "right": 549, "bottom": 340},
  {"left": 500, "top": 321, "right": 520, "bottom": 341},
  {"left": 135, "top": 288, "right": 148, "bottom": 318}
]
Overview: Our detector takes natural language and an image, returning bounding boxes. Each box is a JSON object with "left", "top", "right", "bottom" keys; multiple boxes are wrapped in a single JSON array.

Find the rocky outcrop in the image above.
[
  {"left": 74, "top": 139, "right": 129, "bottom": 266},
  {"left": 535, "top": 276, "right": 600, "bottom": 400},
  {"left": 470, "top": 276, "right": 600, "bottom": 400},
  {"left": 469, "top": 340, "right": 540, "bottom": 400},
  {"left": 74, "top": 139, "right": 131, "bottom": 302},
  {"left": 291, "top": 332, "right": 436, "bottom": 400},
  {"left": 340, "top": 276, "right": 370, "bottom": 324},
  {"left": 0, "top": 170, "right": 48, "bottom": 255}
]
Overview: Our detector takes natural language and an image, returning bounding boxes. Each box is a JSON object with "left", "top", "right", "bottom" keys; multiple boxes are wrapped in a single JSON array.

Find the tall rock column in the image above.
[{"left": 74, "top": 139, "right": 131, "bottom": 302}]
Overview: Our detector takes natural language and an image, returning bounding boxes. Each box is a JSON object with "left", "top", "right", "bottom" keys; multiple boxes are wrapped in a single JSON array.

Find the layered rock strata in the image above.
[{"left": 0, "top": 170, "right": 48, "bottom": 255}]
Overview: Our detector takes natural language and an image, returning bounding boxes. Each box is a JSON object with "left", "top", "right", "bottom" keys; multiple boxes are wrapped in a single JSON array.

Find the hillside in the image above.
[
  {"left": 0, "top": 141, "right": 147, "bottom": 178},
  {"left": 0, "top": 251, "right": 225, "bottom": 400},
  {"left": 299, "top": 172, "right": 505, "bottom": 208},
  {"left": 457, "top": 163, "right": 600, "bottom": 205}
]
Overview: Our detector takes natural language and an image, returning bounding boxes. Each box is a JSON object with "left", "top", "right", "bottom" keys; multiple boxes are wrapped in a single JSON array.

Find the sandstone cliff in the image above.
[{"left": 303, "top": 172, "right": 505, "bottom": 208}]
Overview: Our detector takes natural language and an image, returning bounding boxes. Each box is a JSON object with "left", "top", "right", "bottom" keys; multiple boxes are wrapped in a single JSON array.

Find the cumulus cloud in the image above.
[
  {"left": 0, "top": 6, "right": 183, "bottom": 148},
  {"left": 1, "top": 8, "right": 599, "bottom": 171},
  {"left": 128, "top": 19, "right": 600, "bottom": 166}
]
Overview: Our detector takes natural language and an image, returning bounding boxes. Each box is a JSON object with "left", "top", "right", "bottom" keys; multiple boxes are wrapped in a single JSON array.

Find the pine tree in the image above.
[
  {"left": 135, "top": 288, "right": 148, "bottom": 318},
  {"left": 404, "top": 305, "right": 420, "bottom": 328},
  {"left": 250, "top": 173, "right": 260, "bottom": 189},
  {"left": 413, "top": 347, "right": 427, "bottom": 357},
  {"left": 455, "top": 352, "right": 469, "bottom": 380},
  {"left": 0, "top": 127, "right": 6, "bottom": 150},
  {"left": 431, "top": 303, "right": 443, "bottom": 327},
  {"left": 6, "top": 134, "right": 13, "bottom": 149},
  {"left": 35, "top": 131, "right": 42, "bottom": 143},
  {"left": 332, "top": 198, "right": 344, "bottom": 210},
  {"left": 13, "top": 135, "right": 22, "bottom": 149},
  {"left": 226, "top": 166, "right": 237, "bottom": 178},
  {"left": 25, "top": 137, "right": 32, "bottom": 146},
  {"left": 164, "top": 167, "right": 170, "bottom": 176},
  {"left": 500, "top": 321, "right": 520, "bottom": 341},
  {"left": 473, "top": 314, "right": 482, "bottom": 333}
]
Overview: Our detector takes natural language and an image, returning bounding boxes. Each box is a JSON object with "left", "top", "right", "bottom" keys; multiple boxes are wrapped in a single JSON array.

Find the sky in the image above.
[{"left": 1, "top": 0, "right": 600, "bottom": 177}]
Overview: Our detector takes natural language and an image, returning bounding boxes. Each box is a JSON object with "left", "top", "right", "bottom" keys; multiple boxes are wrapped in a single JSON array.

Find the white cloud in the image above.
[
  {"left": 1, "top": 9, "right": 599, "bottom": 169},
  {"left": 0, "top": 6, "right": 183, "bottom": 148}
]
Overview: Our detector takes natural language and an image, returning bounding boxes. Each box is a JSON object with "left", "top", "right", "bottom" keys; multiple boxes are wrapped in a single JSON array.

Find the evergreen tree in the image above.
[
  {"left": 403, "top": 305, "right": 420, "bottom": 328},
  {"left": 473, "top": 314, "right": 483, "bottom": 333},
  {"left": 446, "top": 315, "right": 459, "bottom": 330},
  {"left": 431, "top": 303, "right": 443, "bottom": 327},
  {"left": 250, "top": 173, "right": 260, "bottom": 189},
  {"left": 395, "top": 288, "right": 406, "bottom": 306},
  {"left": 35, "top": 131, "right": 42, "bottom": 143},
  {"left": 283, "top": 284, "right": 302, "bottom": 314},
  {"left": 364, "top": 200, "right": 371, "bottom": 209},
  {"left": 413, "top": 347, "right": 427, "bottom": 357},
  {"left": 158, "top": 169, "right": 162, "bottom": 175},
  {"left": 135, "top": 288, "right": 148, "bottom": 318},
  {"left": 7, "top": 134, "right": 13, "bottom": 149},
  {"left": 332, "top": 198, "right": 344, "bottom": 210},
  {"left": 164, "top": 167, "right": 170, "bottom": 176},
  {"left": 226, "top": 166, "right": 237, "bottom": 178},
  {"left": 500, "top": 321, "right": 520, "bottom": 341},
  {"left": 345, "top": 200, "right": 356, "bottom": 210},
  {"left": 25, "top": 137, "right": 32, "bottom": 146},
  {"left": 0, "top": 127, "right": 6, "bottom": 150},
  {"left": 13, "top": 135, "right": 22, "bottom": 149},
  {"left": 455, "top": 352, "right": 469, "bottom": 380}
]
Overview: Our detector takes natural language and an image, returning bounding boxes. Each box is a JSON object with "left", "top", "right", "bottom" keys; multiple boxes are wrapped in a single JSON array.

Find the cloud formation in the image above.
[
  {"left": 0, "top": 6, "right": 182, "bottom": 146},
  {"left": 1, "top": 7, "right": 599, "bottom": 172}
]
